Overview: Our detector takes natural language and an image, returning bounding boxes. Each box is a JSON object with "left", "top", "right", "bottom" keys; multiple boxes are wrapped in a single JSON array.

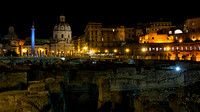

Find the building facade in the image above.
[
  {"left": 126, "top": 17, "right": 200, "bottom": 61},
  {"left": 50, "top": 15, "right": 73, "bottom": 56},
  {"left": 22, "top": 15, "right": 74, "bottom": 57},
  {"left": 4, "top": 26, "right": 20, "bottom": 55},
  {"left": 77, "top": 22, "right": 135, "bottom": 55}
]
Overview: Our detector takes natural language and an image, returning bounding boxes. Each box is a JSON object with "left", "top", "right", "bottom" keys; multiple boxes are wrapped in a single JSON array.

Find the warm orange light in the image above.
[
  {"left": 114, "top": 49, "right": 117, "bottom": 53},
  {"left": 141, "top": 48, "right": 146, "bottom": 52},
  {"left": 83, "top": 47, "right": 87, "bottom": 50},
  {"left": 105, "top": 50, "right": 108, "bottom": 53},
  {"left": 125, "top": 48, "right": 129, "bottom": 52},
  {"left": 22, "top": 49, "right": 26, "bottom": 53},
  {"left": 179, "top": 39, "right": 182, "bottom": 42},
  {"left": 166, "top": 47, "right": 170, "bottom": 51},
  {"left": 41, "top": 49, "right": 44, "bottom": 52},
  {"left": 19, "top": 40, "right": 25, "bottom": 46}
]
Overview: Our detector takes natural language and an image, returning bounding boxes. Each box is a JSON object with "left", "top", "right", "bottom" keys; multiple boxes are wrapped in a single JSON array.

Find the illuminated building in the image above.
[
  {"left": 146, "top": 21, "right": 175, "bottom": 34},
  {"left": 51, "top": 15, "right": 74, "bottom": 56},
  {"left": 183, "top": 17, "right": 200, "bottom": 41},
  {"left": 126, "top": 17, "right": 200, "bottom": 61},
  {"left": 139, "top": 32, "right": 174, "bottom": 43},
  {"left": 82, "top": 22, "right": 134, "bottom": 55},
  {"left": 3, "top": 26, "right": 20, "bottom": 55},
  {"left": 22, "top": 15, "right": 74, "bottom": 57},
  {"left": 23, "top": 37, "right": 50, "bottom": 57}
]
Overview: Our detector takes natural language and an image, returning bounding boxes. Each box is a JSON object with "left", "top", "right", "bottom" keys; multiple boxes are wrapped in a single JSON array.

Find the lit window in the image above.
[
  {"left": 190, "top": 47, "right": 192, "bottom": 50},
  {"left": 167, "top": 47, "right": 170, "bottom": 51},
  {"left": 186, "top": 47, "right": 187, "bottom": 51},
  {"left": 156, "top": 47, "right": 158, "bottom": 51},
  {"left": 194, "top": 47, "right": 196, "bottom": 50},
  {"left": 177, "top": 47, "right": 179, "bottom": 50},
  {"left": 174, "top": 29, "right": 183, "bottom": 34},
  {"left": 198, "top": 47, "right": 200, "bottom": 50},
  {"left": 172, "top": 47, "right": 174, "bottom": 51},
  {"left": 152, "top": 48, "right": 155, "bottom": 51},
  {"left": 181, "top": 47, "right": 183, "bottom": 51},
  {"left": 169, "top": 31, "right": 172, "bottom": 34},
  {"left": 102, "top": 38, "right": 104, "bottom": 41},
  {"left": 164, "top": 47, "right": 166, "bottom": 51},
  {"left": 160, "top": 48, "right": 162, "bottom": 51},
  {"left": 149, "top": 48, "right": 151, "bottom": 51}
]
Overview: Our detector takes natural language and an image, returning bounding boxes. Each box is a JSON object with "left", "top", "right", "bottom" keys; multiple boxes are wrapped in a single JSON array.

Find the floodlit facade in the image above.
[
  {"left": 75, "top": 22, "right": 135, "bottom": 56},
  {"left": 129, "top": 17, "right": 200, "bottom": 61},
  {"left": 13, "top": 15, "right": 74, "bottom": 57},
  {"left": 50, "top": 15, "right": 73, "bottom": 56}
]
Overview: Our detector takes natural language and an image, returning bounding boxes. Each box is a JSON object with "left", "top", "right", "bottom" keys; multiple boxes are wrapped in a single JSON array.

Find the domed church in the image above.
[
  {"left": 19, "top": 15, "right": 74, "bottom": 57},
  {"left": 50, "top": 15, "right": 73, "bottom": 56},
  {"left": 4, "top": 26, "right": 20, "bottom": 55}
]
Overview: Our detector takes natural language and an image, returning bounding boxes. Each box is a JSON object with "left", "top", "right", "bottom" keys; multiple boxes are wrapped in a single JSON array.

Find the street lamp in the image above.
[
  {"left": 166, "top": 47, "right": 170, "bottom": 51},
  {"left": 176, "top": 66, "right": 181, "bottom": 71},
  {"left": 22, "top": 49, "right": 27, "bottom": 56},
  {"left": 125, "top": 48, "right": 129, "bottom": 53},
  {"left": 105, "top": 49, "right": 108, "bottom": 53},
  {"left": 141, "top": 48, "right": 146, "bottom": 52},
  {"left": 114, "top": 49, "right": 117, "bottom": 53}
]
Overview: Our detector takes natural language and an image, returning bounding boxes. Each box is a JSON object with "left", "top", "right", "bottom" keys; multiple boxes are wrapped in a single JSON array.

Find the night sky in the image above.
[{"left": 0, "top": 1, "right": 199, "bottom": 39}]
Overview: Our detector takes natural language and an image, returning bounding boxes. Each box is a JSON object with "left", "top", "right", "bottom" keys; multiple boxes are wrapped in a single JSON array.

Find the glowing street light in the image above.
[
  {"left": 125, "top": 48, "right": 129, "bottom": 53},
  {"left": 22, "top": 49, "right": 27, "bottom": 53},
  {"left": 105, "top": 50, "right": 108, "bottom": 53},
  {"left": 166, "top": 47, "right": 170, "bottom": 51},
  {"left": 41, "top": 49, "right": 44, "bottom": 52},
  {"left": 141, "top": 48, "right": 146, "bottom": 52},
  {"left": 83, "top": 47, "right": 87, "bottom": 50},
  {"left": 114, "top": 49, "right": 117, "bottom": 53},
  {"left": 176, "top": 66, "right": 181, "bottom": 71}
]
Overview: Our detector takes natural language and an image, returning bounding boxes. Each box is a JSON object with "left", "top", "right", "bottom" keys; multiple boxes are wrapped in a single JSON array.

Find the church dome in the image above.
[
  {"left": 4, "top": 26, "right": 19, "bottom": 40},
  {"left": 54, "top": 15, "right": 71, "bottom": 31}
]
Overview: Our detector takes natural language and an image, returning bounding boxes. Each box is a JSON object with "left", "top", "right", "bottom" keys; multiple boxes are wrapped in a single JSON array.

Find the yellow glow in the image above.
[
  {"left": 141, "top": 48, "right": 146, "bottom": 52},
  {"left": 105, "top": 50, "right": 108, "bottom": 53},
  {"left": 22, "top": 49, "right": 26, "bottom": 53},
  {"left": 41, "top": 49, "right": 44, "bottom": 52},
  {"left": 166, "top": 47, "right": 170, "bottom": 51},
  {"left": 52, "top": 51, "right": 54, "bottom": 53},
  {"left": 125, "top": 48, "right": 129, "bottom": 52},
  {"left": 192, "top": 39, "right": 196, "bottom": 41},
  {"left": 114, "top": 49, "right": 117, "bottom": 53},
  {"left": 83, "top": 47, "right": 87, "bottom": 50},
  {"left": 179, "top": 39, "right": 182, "bottom": 42}
]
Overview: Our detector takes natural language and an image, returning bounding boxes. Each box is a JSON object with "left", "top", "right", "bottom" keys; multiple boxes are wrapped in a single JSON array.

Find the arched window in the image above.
[
  {"left": 174, "top": 29, "right": 183, "bottom": 34},
  {"left": 61, "top": 34, "right": 64, "bottom": 38}
]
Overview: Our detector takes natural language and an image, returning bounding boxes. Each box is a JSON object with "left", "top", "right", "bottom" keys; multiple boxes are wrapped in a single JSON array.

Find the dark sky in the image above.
[{"left": 0, "top": 1, "right": 199, "bottom": 39}]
